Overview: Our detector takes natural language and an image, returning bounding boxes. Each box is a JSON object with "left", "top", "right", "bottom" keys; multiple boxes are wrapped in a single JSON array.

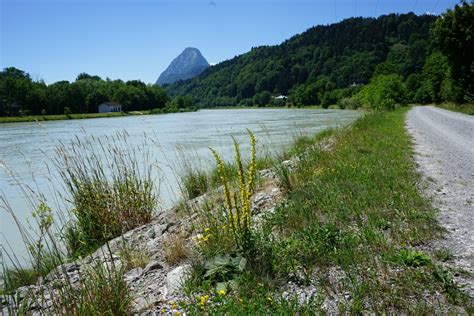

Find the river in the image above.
[{"left": 0, "top": 108, "right": 361, "bottom": 262}]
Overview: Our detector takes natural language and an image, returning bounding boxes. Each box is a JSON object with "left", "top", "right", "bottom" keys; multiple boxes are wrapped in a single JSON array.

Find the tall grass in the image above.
[
  {"left": 1, "top": 131, "right": 158, "bottom": 313},
  {"left": 55, "top": 131, "right": 158, "bottom": 258},
  {"left": 1, "top": 198, "right": 66, "bottom": 294},
  {"left": 51, "top": 253, "right": 132, "bottom": 315}
]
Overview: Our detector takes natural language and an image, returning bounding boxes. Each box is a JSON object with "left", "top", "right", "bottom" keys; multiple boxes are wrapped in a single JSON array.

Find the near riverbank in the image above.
[
  {"left": 0, "top": 112, "right": 136, "bottom": 124},
  {"left": 1, "top": 107, "right": 472, "bottom": 314},
  {"left": 0, "top": 108, "right": 199, "bottom": 124}
]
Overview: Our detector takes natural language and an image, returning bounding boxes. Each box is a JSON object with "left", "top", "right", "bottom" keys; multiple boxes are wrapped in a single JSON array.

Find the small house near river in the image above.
[{"left": 98, "top": 102, "right": 122, "bottom": 113}]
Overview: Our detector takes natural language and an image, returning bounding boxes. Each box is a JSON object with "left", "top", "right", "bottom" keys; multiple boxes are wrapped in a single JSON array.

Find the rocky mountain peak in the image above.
[{"left": 156, "top": 47, "right": 210, "bottom": 86}]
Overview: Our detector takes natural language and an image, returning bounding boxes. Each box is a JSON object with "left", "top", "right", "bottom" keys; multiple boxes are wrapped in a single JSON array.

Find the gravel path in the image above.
[{"left": 406, "top": 105, "right": 474, "bottom": 297}]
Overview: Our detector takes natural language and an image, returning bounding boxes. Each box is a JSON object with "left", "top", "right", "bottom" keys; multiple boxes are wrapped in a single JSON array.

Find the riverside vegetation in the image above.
[
  {"left": 2, "top": 105, "right": 473, "bottom": 314},
  {"left": 0, "top": 104, "right": 198, "bottom": 124}
]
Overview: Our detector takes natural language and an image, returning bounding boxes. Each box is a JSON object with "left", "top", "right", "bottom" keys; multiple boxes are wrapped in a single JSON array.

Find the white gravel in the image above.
[{"left": 406, "top": 105, "right": 474, "bottom": 297}]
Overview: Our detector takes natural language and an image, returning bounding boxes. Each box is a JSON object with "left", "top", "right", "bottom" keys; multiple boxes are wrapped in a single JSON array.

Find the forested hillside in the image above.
[{"left": 164, "top": 12, "right": 460, "bottom": 107}]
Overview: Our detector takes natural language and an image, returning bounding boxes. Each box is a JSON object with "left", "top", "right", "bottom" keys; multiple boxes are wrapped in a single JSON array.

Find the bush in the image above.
[
  {"left": 338, "top": 96, "right": 361, "bottom": 109},
  {"left": 149, "top": 108, "right": 164, "bottom": 114},
  {"left": 358, "top": 74, "right": 407, "bottom": 111}
]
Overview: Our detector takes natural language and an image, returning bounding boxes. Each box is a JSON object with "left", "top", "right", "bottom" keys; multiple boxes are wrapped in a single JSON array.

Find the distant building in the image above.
[
  {"left": 274, "top": 95, "right": 288, "bottom": 100},
  {"left": 98, "top": 102, "right": 122, "bottom": 113}
]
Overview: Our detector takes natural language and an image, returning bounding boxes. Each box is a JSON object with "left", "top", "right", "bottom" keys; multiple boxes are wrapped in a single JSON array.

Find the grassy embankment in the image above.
[
  {"left": 436, "top": 103, "right": 474, "bottom": 115},
  {"left": 3, "top": 107, "right": 471, "bottom": 314},
  {"left": 181, "top": 107, "right": 471, "bottom": 314}
]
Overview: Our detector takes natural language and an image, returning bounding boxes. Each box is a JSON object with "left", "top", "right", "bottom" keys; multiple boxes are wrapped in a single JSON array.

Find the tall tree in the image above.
[{"left": 431, "top": 1, "right": 474, "bottom": 102}]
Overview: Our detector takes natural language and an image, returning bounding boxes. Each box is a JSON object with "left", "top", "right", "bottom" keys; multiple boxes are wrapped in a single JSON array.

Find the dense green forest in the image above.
[
  {"left": 165, "top": 3, "right": 473, "bottom": 108},
  {"left": 0, "top": 70, "right": 170, "bottom": 116}
]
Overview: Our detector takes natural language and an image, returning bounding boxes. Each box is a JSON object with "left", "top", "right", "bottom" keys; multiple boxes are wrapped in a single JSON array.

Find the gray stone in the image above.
[
  {"left": 143, "top": 260, "right": 163, "bottom": 275},
  {"left": 45, "top": 262, "right": 80, "bottom": 282},
  {"left": 164, "top": 264, "right": 190, "bottom": 295},
  {"left": 124, "top": 267, "right": 143, "bottom": 284}
]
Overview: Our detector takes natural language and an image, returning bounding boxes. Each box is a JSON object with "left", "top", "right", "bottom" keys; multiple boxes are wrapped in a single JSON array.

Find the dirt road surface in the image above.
[{"left": 407, "top": 105, "right": 474, "bottom": 297}]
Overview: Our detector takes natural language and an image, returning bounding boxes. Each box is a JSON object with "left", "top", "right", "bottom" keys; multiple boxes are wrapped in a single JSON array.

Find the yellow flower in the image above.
[
  {"left": 171, "top": 302, "right": 177, "bottom": 309},
  {"left": 160, "top": 307, "right": 166, "bottom": 314},
  {"left": 174, "top": 312, "right": 180, "bottom": 316},
  {"left": 204, "top": 227, "right": 210, "bottom": 232},
  {"left": 199, "top": 294, "right": 210, "bottom": 306},
  {"left": 219, "top": 289, "right": 226, "bottom": 296}
]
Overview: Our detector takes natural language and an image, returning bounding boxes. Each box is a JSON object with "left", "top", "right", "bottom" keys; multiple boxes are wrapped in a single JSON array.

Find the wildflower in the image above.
[
  {"left": 171, "top": 301, "right": 177, "bottom": 309},
  {"left": 204, "top": 227, "right": 210, "bottom": 232},
  {"left": 199, "top": 294, "right": 210, "bottom": 307},
  {"left": 160, "top": 307, "right": 166, "bottom": 314},
  {"left": 218, "top": 289, "right": 226, "bottom": 296}
]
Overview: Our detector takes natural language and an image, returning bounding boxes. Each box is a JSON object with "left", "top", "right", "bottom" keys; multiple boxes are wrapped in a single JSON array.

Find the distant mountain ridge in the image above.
[{"left": 156, "top": 47, "right": 210, "bottom": 86}]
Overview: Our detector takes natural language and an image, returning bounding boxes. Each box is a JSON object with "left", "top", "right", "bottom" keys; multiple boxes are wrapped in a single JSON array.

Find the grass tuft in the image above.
[{"left": 55, "top": 131, "right": 158, "bottom": 258}]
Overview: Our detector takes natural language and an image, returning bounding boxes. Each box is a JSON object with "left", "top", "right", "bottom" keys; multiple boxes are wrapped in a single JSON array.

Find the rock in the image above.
[
  {"left": 259, "top": 169, "right": 275, "bottom": 179},
  {"left": 164, "top": 264, "right": 191, "bottom": 295},
  {"left": 45, "top": 263, "right": 80, "bottom": 282},
  {"left": 162, "top": 222, "right": 175, "bottom": 235},
  {"left": 156, "top": 47, "right": 210, "bottom": 85},
  {"left": 124, "top": 267, "right": 143, "bottom": 283},
  {"left": 147, "top": 227, "right": 157, "bottom": 239},
  {"left": 133, "top": 296, "right": 151, "bottom": 312},
  {"left": 143, "top": 260, "right": 163, "bottom": 275}
]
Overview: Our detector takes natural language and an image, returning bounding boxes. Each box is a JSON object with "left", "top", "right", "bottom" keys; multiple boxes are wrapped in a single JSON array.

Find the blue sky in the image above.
[{"left": 0, "top": 0, "right": 460, "bottom": 84}]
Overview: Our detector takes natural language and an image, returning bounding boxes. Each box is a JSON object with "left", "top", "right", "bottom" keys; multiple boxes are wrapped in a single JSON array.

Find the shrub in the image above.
[
  {"left": 149, "top": 108, "right": 164, "bottom": 114},
  {"left": 338, "top": 96, "right": 362, "bottom": 109},
  {"left": 358, "top": 74, "right": 407, "bottom": 111}
]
